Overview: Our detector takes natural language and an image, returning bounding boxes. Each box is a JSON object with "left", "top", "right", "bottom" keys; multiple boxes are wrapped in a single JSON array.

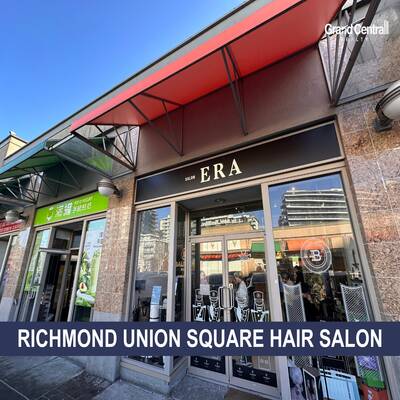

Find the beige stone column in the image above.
[
  {"left": 86, "top": 176, "right": 135, "bottom": 381},
  {"left": 338, "top": 94, "right": 400, "bottom": 397},
  {"left": 338, "top": 94, "right": 400, "bottom": 322}
]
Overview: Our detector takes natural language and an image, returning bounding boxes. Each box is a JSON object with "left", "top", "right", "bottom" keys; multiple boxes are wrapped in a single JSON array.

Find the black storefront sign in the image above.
[
  {"left": 136, "top": 123, "right": 340, "bottom": 203},
  {"left": 232, "top": 360, "right": 278, "bottom": 387},
  {"left": 191, "top": 356, "right": 226, "bottom": 374}
]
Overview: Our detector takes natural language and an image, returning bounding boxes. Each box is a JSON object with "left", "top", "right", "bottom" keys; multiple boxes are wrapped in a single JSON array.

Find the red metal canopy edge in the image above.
[{"left": 70, "top": 0, "right": 344, "bottom": 132}]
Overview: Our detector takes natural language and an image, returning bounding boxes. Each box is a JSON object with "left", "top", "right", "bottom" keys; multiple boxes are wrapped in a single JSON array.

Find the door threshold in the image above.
[{"left": 225, "top": 387, "right": 275, "bottom": 400}]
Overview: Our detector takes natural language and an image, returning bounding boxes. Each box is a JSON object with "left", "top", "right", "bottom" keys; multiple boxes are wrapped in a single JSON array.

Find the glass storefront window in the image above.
[
  {"left": 173, "top": 206, "right": 186, "bottom": 366},
  {"left": 0, "top": 236, "right": 17, "bottom": 303},
  {"left": 74, "top": 218, "right": 106, "bottom": 322},
  {"left": 190, "top": 202, "right": 264, "bottom": 236},
  {"left": 17, "top": 229, "right": 51, "bottom": 321},
  {"left": 268, "top": 173, "right": 388, "bottom": 398},
  {"left": 175, "top": 206, "right": 185, "bottom": 322},
  {"left": 131, "top": 206, "right": 170, "bottom": 368}
]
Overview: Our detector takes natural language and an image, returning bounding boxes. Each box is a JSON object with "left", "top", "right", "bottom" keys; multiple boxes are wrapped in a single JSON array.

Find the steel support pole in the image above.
[
  {"left": 221, "top": 47, "right": 247, "bottom": 135},
  {"left": 332, "top": 0, "right": 382, "bottom": 104}
]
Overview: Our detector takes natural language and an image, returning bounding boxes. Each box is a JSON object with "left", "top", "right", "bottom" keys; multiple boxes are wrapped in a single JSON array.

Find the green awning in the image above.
[
  {"left": 0, "top": 135, "right": 132, "bottom": 182},
  {"left": 0, "top": 134, "right": 133, "bottom": 210},
  {"left": 0, "top": 141, "right": 58, "bottom": 180}
]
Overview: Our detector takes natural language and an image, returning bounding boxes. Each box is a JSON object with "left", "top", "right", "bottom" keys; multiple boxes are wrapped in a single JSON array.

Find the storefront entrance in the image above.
[
  {"left": 17, "top": 224, "right": 82, "bottom": 322},
  {"left": 189, "top": 232, "right": 278, "bottom": 397},
  {"left": 129, "top": 123, "right": 389, "bottom": 397},
  {"left": 17, "top": 217, "right": 107, "bottom": 322},
  {"left": 16, "top": 192, "right": 109, "bottom": 322}
]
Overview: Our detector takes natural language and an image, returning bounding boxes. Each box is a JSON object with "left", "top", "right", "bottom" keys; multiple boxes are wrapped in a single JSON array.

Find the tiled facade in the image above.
[
  {"left": 338, "top": 94, "right": 400, "bottom": 322},
  {"left": 94, "top": 176, "right": 135, "bottom": 319}
]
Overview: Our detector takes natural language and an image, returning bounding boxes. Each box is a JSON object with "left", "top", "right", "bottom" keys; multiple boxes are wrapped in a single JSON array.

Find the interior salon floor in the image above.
[{"left": 0, "top": 356, "right": 265, "bottom": 400}]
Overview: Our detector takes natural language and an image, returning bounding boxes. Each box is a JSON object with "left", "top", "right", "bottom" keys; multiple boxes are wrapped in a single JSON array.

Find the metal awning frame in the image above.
[
  {"left": 0, "top": 174, "right": 48, "bottom": 205},
  {"left": 71, "top": 126, "right": 137, "bottom": 170},
  {"left": 0, "top": 143, "right": 93, "bottom": 206},
  {"left": 71, "top": 0, "right": 347, "bottom": 135},
  {"left": 3, "top": 160, "right": 82, "bottom": 201},
  {"left": 92, "top": 124, "right": 137, "bottom": 166},
  {"left": 221, "top": 45, "right": 247, "bottom": 135},
  {"left": 74, "top": 41, "right": 249, "bottom": 157},
  {"left": 0, "top": 130, "right": 137, "bottom": 209},
  {"left": 46, "top": 132, "right": 133, "bottom": 179},
  {"left": 326, "top": 0, "right": 382, "bottom": 105},
  {"left": 0, "top": 193, "right": 34, "bottom": 208},
  {"left": 127, "top": 96, "right": 184, "bottom": 156}
]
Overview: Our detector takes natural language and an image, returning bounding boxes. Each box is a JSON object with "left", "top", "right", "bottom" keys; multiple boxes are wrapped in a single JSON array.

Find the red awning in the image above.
[{"left": 71, "top": 0, "right": 343, "bottom": 132}]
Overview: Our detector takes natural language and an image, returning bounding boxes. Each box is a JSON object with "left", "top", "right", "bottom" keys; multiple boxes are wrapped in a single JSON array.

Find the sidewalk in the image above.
[{"left": 0, "top": 357, "right": 265, "bottom": 400}]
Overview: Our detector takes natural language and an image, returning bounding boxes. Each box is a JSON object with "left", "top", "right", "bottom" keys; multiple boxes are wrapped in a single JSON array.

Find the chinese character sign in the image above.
[{"left": 33, "top": 192, "right": 109, "bottom": 226}]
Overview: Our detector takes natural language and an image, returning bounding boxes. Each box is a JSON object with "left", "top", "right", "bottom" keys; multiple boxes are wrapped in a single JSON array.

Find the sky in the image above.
[{"left": 0, "top": 0, "right": 244, "bottom": 142}]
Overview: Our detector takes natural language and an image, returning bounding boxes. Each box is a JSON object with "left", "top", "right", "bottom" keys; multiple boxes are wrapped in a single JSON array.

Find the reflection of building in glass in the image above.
[
  {"left": 137, "top": 233, "right": 169, "bottom": 272},
  {"left": 159, "top": 216, "right": 170, "bottom": 241},
  {"left": 202, "top": 214, "right": 259, "bottom": 229},
  {"left": 96, "top": 231, "right": 104, "bottom": 247},
  {"left": 197, "top": 214, "right": 259, "bottom": 235},
  {"left": 278, "top": 188, "right": 349, "bottom": 226},
  {"left": 137, "top": 212, "right": 170, "bottom": 273},
  {"left": 141, "top": 209, "right": 158, "bottom": 234}
]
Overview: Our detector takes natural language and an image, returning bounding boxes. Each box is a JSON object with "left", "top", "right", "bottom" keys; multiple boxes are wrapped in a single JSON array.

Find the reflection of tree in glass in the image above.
[
  {"left": 90, "top": 249, "right": 101, "bottom": 293},
  {"left": 80, "top": 250, "right": 91, "bottom": 288},
  {"left": 24, "top": 233, "right": 44, "bottom": 292}
]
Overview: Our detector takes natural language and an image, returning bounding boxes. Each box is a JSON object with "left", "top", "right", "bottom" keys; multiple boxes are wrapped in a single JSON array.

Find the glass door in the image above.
[
  {"left": 188, "top": 234, "right": 280, "bottom": 397},
  {"left": 226, "top": 234, "right": 279, "bottom": 397},
  {"left": 36, "top": 249, "right": 71, "bottom": 322},
  {"left": 18, "top": 227, "right": 74, "bottom": 322},
  {"left": 17, "top": 229, "right": 51, "bottom": 321},
  {"left": 189, "top": 237, "right": 228, "bottom": 381}
]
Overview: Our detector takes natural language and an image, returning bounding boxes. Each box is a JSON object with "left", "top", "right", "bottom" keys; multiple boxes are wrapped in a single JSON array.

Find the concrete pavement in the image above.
[{"left": 0, "top": 356, "right": 266, "bottom": 400}]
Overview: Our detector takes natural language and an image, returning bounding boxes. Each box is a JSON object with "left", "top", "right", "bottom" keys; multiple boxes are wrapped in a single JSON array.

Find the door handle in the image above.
[
  {"left": 218, "top": 286, "right": 224, "bottom": 308},
  {"left": 28, "top": 289, "right": 37, "bottom": 300},
  {"left": 218, "top": 285, "right": 234, "bottom": 310},
  {"left": 227, "top": 284, "right": 234, "bottom": 310}
]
